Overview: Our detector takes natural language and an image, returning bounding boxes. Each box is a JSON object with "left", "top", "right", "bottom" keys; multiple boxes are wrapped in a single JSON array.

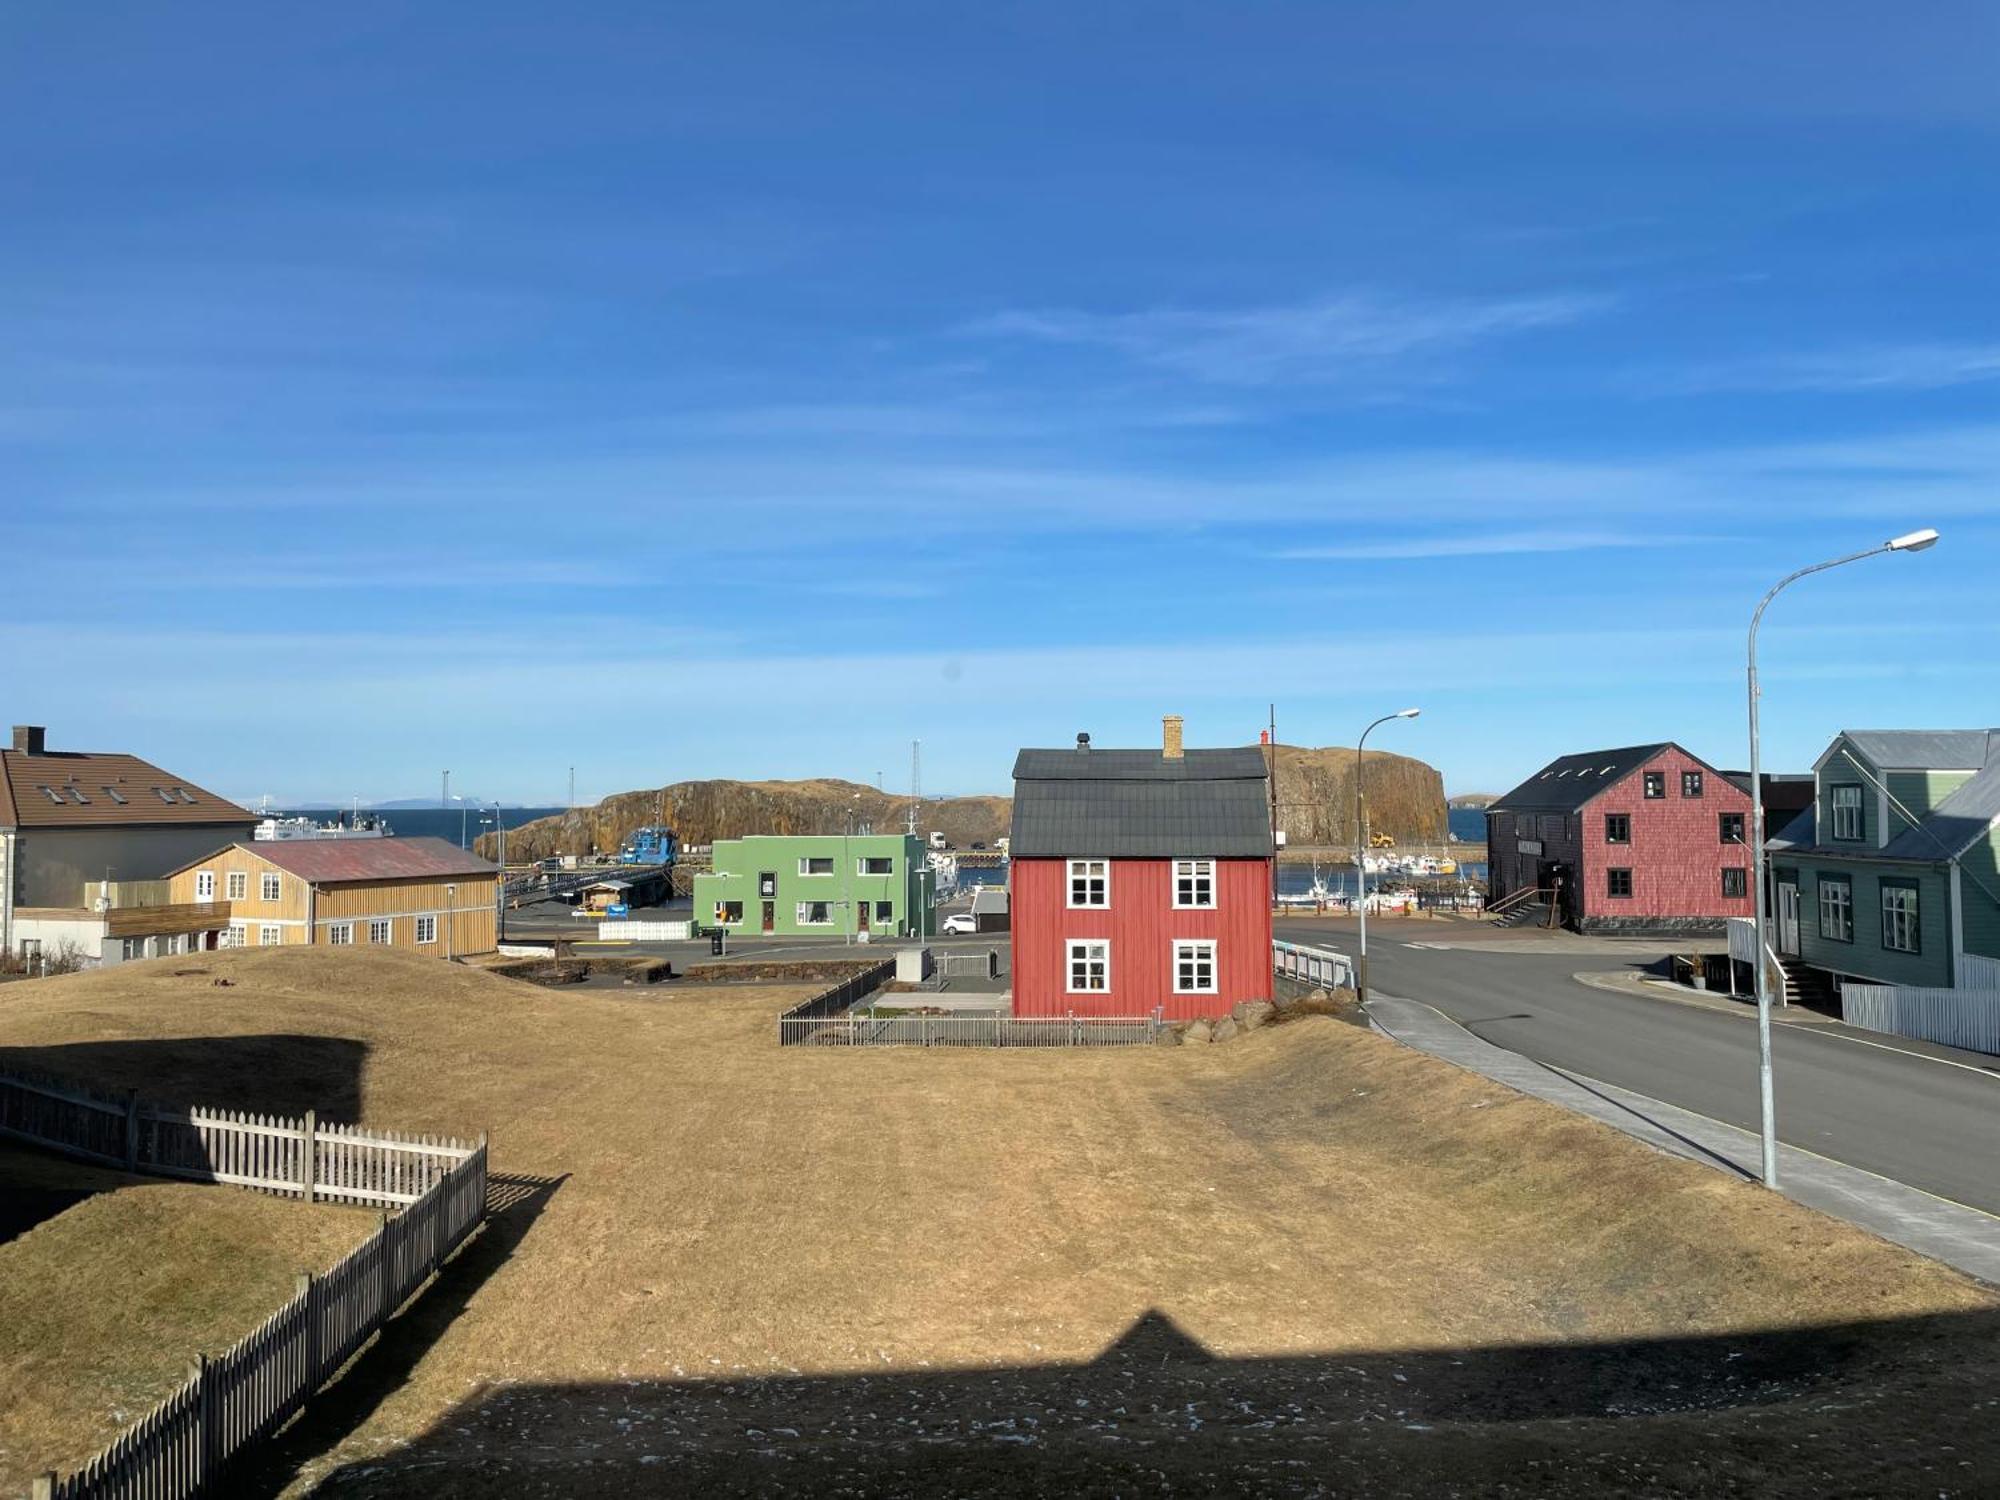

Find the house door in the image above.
[
  {"left": 761, "top": 901, "right": 775, "bottom": 933},
  {"left": 856, "top": 899, "right": 870, "bottom": 934},
  {"left": 1776, "top": 881, "right": 1801, "bottom": 957}
]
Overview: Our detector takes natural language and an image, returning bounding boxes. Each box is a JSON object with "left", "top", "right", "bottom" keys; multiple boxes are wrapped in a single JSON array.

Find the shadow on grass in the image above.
[
  {"left": 241, "top": 1172, "right": 567, "bottom": 1498},
  {"left": 0, "top": 1033, "right": 372, "bottom": 1120},
  {"left": 293, "top": 1305, "right": 2000, "bottom": 1497}
]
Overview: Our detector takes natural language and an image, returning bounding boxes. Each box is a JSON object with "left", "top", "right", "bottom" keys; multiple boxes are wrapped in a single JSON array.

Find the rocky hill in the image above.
[
  {"left": 482, "top": 744, "right": 1448, "bottom": 863},
  {"left": 478, "top": 779, "right": 1011, "bottom": 863}
]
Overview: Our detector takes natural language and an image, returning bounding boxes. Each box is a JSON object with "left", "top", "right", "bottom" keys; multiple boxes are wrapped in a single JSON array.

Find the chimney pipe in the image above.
[
  {"left": 12, "top": 725, "right": 46, "bottom": 755},
  {"left": 1076, "top": 732, "right": 1091, "bottom": 752},
  {"left": 1162, "top": 715, "right": 1184, "bottom": 760}
]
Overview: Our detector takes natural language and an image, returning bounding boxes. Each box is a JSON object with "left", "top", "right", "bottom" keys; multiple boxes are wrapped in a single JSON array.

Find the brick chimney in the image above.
[
  {"left": 1162, "top": 715, "right": 1184, "bottom": 760},
  {"left": 12, "top": 725, "right": 45, "bottom": 755}
]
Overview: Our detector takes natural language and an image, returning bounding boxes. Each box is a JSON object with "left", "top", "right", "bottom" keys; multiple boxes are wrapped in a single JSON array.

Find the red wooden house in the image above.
[
  {"left": 1485, "top": 742, "right": 1754, "bottom": 934},
  {"left": 1009, "top": 719, "right": 1274, "bottom": 1020}
]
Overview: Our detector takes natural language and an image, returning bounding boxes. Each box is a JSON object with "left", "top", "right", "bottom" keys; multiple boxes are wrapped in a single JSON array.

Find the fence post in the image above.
[
  {"left": 193, "top": 1354, "right": 215, "bottom": 1491},
  {"left": 298, "top": 1271, "right": 319, "bottom": 1392},
  {"left": 32, "top": 1473, "right": 54, "bottom": 1500},
  {"left": 124, "top": 1087, "right": 139, "bottom": 1170},
  {"left": 301, "top": 1110, "right": 317, "bottom": 1204}
]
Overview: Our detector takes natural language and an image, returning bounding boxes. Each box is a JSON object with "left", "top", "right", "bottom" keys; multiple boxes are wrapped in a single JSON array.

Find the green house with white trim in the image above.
[
  {"left": 691, "top": 833, "right": 937, "bottom": 939},
  {"left": 1768, "top": 729, "right": 2000, "bottom": 999}
]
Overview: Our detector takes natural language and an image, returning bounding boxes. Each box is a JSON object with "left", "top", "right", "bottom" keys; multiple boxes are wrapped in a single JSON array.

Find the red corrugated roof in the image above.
[{"left": 224, "top": 836, "right": 497, "bottom": 884}]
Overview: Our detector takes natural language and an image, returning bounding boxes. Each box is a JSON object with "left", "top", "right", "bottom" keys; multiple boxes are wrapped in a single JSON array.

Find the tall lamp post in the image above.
[
  {"left": 1747, "top": 527, "right": 1938, "bottom": 1189},
  {"left": 1355, "top": 708, "right": 1421, "bottom": 1004}
]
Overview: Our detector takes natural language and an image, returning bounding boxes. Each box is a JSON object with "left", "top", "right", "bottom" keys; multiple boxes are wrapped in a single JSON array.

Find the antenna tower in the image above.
[{"left": 908, "top": 740, "right": 921, "bottom": 836}]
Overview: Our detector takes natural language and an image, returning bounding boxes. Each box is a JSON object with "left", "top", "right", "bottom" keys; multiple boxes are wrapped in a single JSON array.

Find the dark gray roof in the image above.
[
  {"left": 1488, "top": 744, "right": 1672, "bottom": 815},
  {"left": 1839, "top": 730, "right": 1998, "bottom": 770},
  {"left": 1009, "top": 746, "right": 1273, "bottom": 858},
  {"left": 1767, "top": 805, "right": 1815, "bottom": 852}
]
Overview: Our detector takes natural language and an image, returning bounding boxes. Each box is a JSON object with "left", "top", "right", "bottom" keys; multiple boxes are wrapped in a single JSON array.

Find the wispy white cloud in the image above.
[
  {"left": 962, "top": 289, "right": 1613, "bottom": 385},
  {"left": 1642, "top": 342, "right": 2000, "bottom": 396},
  {"left": 1269, "top": 528, "right": 1720, "bottom": 561}
]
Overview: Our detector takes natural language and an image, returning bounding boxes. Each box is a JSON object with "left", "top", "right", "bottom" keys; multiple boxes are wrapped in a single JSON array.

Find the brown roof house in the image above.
[{"left": 1, "top": 724, "right": 258, "bottom": 967}]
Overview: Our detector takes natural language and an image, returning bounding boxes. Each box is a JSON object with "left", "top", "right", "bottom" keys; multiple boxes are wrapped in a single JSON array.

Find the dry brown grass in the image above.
[
  {"left": 0, "top": 1144, "right": 373, "bottom": 1493},
  {"left": 1, "top": 946, "right": 1995, "bottom": 1495}
]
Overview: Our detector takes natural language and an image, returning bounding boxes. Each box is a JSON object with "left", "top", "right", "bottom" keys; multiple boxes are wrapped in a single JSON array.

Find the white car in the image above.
[{"left": 941, "top": 913, "right": 977, "bottom": 935}]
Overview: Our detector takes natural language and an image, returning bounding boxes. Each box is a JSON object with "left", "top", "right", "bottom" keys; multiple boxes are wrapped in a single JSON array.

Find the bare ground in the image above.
[{"left": 1, "top": 947, "right": 1996, "bottom": 1496}]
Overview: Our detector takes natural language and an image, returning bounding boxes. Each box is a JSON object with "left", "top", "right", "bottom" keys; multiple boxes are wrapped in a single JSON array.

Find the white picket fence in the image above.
[
  {"left": 36, "top": 1142, "right": 488, "bottom": 1500},
  {"left": 1960, "top": 952, "right": 2000, "bottom": 990},
  {"left": 0, "top": 1070, "right": 477, "bottom": 1206},
  {"left": 1843, "top": 985, "right": 2000, "bottom": 1056}
]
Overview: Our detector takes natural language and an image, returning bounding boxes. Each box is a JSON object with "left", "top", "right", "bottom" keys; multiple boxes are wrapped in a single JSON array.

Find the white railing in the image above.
[
  {"left": 1725, "top": 918, "right": 1788, "bottom": 1004},
  {"left": 1843, "top": 985, "right": 2000, "bottom": 1056},
  {"left": 779, "top": 1012, "right": 1163, "bottom": 1048},
  {"left": 597, "top": 919, "right": 694, "bottom": 941},
  {"left": 1273, "top": 939, "right": 1353, "bottom": 991}
]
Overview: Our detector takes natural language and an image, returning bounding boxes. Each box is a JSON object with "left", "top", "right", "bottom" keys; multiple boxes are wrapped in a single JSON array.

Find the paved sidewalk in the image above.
[{"left": 1367, "top": 992, "right": 2000, "bottom": 1287}]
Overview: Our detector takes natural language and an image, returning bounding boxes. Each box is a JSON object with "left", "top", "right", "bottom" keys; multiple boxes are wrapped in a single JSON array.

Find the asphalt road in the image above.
[{"left": 1276, "top": 916, "right": 2000, "bottom": 1218}]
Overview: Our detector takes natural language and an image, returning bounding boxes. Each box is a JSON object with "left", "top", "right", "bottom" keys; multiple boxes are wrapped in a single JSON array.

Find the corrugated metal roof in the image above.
[
  {"left": 1839, "top": 730, "right": 1998, "bottom": 769},
  {"left": 1487, "top": 744, "right": 1673, "bottom": 814},
  {"left": 224, "top": 836, "right": 497, "bottom": 884},
  {"left": 0, "top": 748, "right": 255, "bottom": 831},
  {"left": 1010, "top": 745, "right": 1273, "bottom": 858}
]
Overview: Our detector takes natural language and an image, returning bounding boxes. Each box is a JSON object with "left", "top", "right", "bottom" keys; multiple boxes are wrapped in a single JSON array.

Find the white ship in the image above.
[{"left": 254, "top": 810, "right": 393, "bottom": 841}]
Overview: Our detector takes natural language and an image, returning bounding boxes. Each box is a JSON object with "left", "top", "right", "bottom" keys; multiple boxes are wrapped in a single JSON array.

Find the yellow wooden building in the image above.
[{"left": 164, "top": 837, "right": 499, "bottom": 957}]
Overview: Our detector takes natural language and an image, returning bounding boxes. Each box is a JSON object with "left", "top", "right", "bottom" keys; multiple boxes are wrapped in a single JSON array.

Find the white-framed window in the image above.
[
  {"left": 798, "top": 856, "right": 835, "bottom": 876},
  {"left": 859, "top": 855, "right": 894, "bottom": 876},
  {"left": 1818, "top": 875, "right": 1853, "bottom": 943},
  {"left": 874, "top": 900, "right": 894, "bottom": 923},
  {"left": 194, "top": 870, "right": 215, "bottom": 901},
  {"left": 223, "top": 923, "right": 246, "bottom": 949},
  {"left": 1881, "top": 880, "right": 1921, "bottom": 954},
  {"left": 1829, "top": 784, "right": 1865, "bottom": 842},
  {"left": 1173, "top": 939, "right": 1218, "bottom": 994},
  {"left": 1067, "top": 939, "right": 1110, "bottom": 993},
  {"left": 327, "top": 923, "right": 353, "bottom": 946},
  {"left": 1172, "top": 859, "right": 1215, "bottom": 908},
  {"left": 226, "top": 871, "right": 248, "bottom": 901},
  {"left": 368, "top": 919, "right": 392, "bottom": 944},
  {"left": 260, "top": 872, "right": 282, "bottom": 901},
  {"left": 415, "top": 915, "right": 437, "bottom": 945},
  {"left": 796, "top": 900, "right": 833, "bottom": 925},
  {"left": 258, "top": 925, "right": 283, "bottom": 946},
  {"left": 121, "top": 937, "right": 147, "bottom": 960},
  {"left": 1067, "top": 858, "right": 1109, "bottom": 908}
]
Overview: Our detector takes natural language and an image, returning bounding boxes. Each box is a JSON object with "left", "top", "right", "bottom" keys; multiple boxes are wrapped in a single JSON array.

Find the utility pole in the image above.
[
  {"left": 568, "top": 766, "right": 575, "bottom": 811},
  {"left": 441, "top": 770, "right": 449, "bottom": 810},
  {"left": 1266, "top": 704, "right": 1279, "bottom": 907},
  {"left": 908, "top": 740, "right": 921, "bottom": 837}
]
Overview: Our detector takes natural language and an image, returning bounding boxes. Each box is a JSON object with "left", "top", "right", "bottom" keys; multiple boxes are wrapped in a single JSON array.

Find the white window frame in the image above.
[
  {"left": 1881, "top": 881, "right": 1921, "bottom": 954},
  {"left": 797, "top": 856, "right": 836, "bottom": 877},
  {"left": 258, "top": 925, "right": 283, "bottom": 946},
  {"left": 194, "top": 870, "right": 215, "bottom": 901},
  {"left": 1066, "top": 938, "right": 1110, "bottom": 993},
  {"left": 796, "top": 900, "right": 834, "bottom": 926},
  {"left": 260, "top": 872, "right": 283, "bottom": 902},
  {"left": 1067, "top": 858, "right": 1110, "bottom": 909},
  {"left": 327, "top": 922, "right": 354, "bottom": 946},
  {"left": 1818, "top": 875, "right": 1853, "bottom": 943},
  {"left": 226, "top": 870, "right": 248, "bottom": 901},
  {"left": 224, "top": 923, "right": 246, "bottom": 949},
  {"left": 1172, "top": 938, "right": 1218, "bottom": 994},
  {"left": 1830, "top": 784, "right": 1865, "bottom": 841},
  {"left": 1172, "top": 858, "right": 1216, "bottom": 909},
  {"left": 858, "top": 855, "right": 895, "bottom": 877},
  {"left": 414, "top": 914, "right": 438, "bottom": 945},
  {"left": 368, "top": 918, "right": 393, "bottom": 944}
]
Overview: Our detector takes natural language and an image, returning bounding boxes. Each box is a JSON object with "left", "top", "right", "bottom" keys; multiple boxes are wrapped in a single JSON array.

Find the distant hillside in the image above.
[
  {"left": 481, "top": 745, "right": 1448, "bottom": 862},
  {"left": 478, "top": 780, "right": 1010, "bottom": 862},
  {"left": 1449, "top": 794, "right": 1499, "bottom": 809}
]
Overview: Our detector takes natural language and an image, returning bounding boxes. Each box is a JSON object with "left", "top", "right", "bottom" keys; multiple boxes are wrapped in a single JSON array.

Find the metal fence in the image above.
[
  {"left": 1843, "top": 984, "right": 2000, "bottom": 1056},
  {"left": 779, "top": 1011, "right": 1165, "bottom": 1048},
  {"left": 773, "top": 960, "right": 896, "bottom": 1035},
  {"left": 0, "top": 1069, "right": 477, "bottom": 1207},
  {"left": 1272, "top": 939, "right": 1353, "bottom": 991},
  {"left": 36, "top": 1141, "right": 488, "bottom": 1500}
]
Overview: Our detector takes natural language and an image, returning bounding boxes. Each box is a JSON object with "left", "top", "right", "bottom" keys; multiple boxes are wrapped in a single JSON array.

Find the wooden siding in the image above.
[
  {"left": 1011, "top": 856, "right": 1272, "bottom": 1020},
  {"left": 166, "top": 847, "right": 497, "bottom": 955},
  {"left": 1575, "top": 746, "right": 1753, "bottom": 924},
  {"left": 1885, "top": 769, "right": 1976, "bottom": 840},
  {"left": 1959, "top": 836, "right": 2000, "bottom": 964},
  {"left": 1792, "top": 855, "right": 1952, "bottom": 989}
]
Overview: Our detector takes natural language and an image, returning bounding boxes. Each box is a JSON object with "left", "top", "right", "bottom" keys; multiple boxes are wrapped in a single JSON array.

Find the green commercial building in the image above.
[{"left": 692, "top": 833, "right": 937, "bottom": 939}]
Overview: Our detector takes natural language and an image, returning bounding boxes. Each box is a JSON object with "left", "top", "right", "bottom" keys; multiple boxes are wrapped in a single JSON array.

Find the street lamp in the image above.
[
  {"left": 1747, "top": 527, "right": 1938, "bottom": 1189},
  {"left": 1355, "top": 708, "right": 1421, "bottom": 1004}
]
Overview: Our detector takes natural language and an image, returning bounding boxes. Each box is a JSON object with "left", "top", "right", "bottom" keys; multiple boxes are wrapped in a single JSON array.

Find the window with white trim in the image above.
[
  {"left": 798, "top": 856, "right": 835, "bottom": 876},
  {"left": 859, "top": 855, "right": 894, "bottom": 876},
  {"left": 368, "top": 919, "right": 392, "bottom": 944},
  {"left": 1067, "top": 939, "right": 1110, "bottom": 992},
  {"left": 260, "top": 872, "right": 282, "bottom": 901},
  {"left": 1818, "top": 874, "right": 1852, "bottom": 942},
  {"left": 327, "top": 922, "right": 353, "bottom": 946},
  {"left": 796, "top": 900, "right": 833, "bottom": 925},
  {"left": 223, "top": 923, "right": 246, "bottom": 949},
  {"left": 1173, "top": 859, "right": 1216, "bottom": 908},
  {"left": 226, "top": 871, "right": 248, "bottom": 901},
  {"left": 1880, "top": 879, "right": 1920, "bottom": 953},
  {"left": 414, "top": 915, "right": 437, "bottom": 944},
  {"left": 194, "top": 870, "right": 215, "bottom": 900},
  {"left": 1067, "top": 858, "right": 1109, "bottom": 908},
  {"left": 1829, "top": 784, "right": 1864, "bottom": 841},
  {"left": 1173, "top": 939, "right": 1217, "bottom": 993},
  {"left": 258, "top": 925, "right": 283, "bottom": 946}
]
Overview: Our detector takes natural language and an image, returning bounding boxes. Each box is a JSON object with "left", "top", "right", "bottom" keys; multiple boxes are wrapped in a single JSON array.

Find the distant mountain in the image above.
[{"left": 1448, "top": 794, "right": 1499, "bottom": 809}]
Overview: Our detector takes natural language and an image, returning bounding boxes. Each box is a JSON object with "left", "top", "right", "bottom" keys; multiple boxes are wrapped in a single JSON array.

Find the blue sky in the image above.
[{"left": 5, "top": 4, "right": 1998, "bottom": 805}]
